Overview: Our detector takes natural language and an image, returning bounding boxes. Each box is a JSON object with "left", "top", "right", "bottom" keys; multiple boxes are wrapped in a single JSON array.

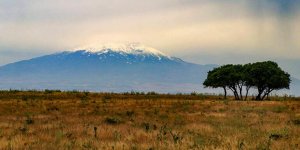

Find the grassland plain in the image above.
[{"left": 0, "top": 91, "right": 299, "bottom": 150}]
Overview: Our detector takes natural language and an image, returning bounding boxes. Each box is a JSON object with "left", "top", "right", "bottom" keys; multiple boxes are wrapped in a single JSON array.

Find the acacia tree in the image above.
[
  {"left": 225, "top": 64, "right": 245, "bottom": 100},
  {"left": 246, "top": 61, "right": 290, "bottom": 100},
  {"left": 203, "top": 64, "right": 245, "bottom": 100},
  {"left": 203, "top": 61, "right": 290, "bottom": 100},
  {"left": 203, "top": 66, "right": 228, "bottom": 99}
]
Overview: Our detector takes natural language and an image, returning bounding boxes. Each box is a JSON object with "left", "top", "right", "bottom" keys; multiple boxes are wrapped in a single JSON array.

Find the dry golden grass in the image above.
[{"left": 0, "top": 91, "right": 299, "bottom": 149}]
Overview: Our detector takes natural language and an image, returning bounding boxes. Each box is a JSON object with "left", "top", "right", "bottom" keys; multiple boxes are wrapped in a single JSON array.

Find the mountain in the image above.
[
  {"left": 289, "top": 77, "right": 300, "bottom": 96},
  {"left": 0, "top": 43, "right": 299, "bottom": 95},
  {"left": 0, "top": 43, "right": 217, "bottom": 93}
]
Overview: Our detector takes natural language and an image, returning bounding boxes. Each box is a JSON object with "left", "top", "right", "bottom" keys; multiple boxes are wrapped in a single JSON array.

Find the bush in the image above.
[
  {"left": 268, "top": 128, "right": 289, "bottom": 140},
  {"left": 142, "top": 122, "right": 150, "bottom": 132},
  {"left": 147, "top": 91, "right": 158, "bottom": 95},
  {"left": 25, "top": 117, "right": 34, "bottom": 125},
  {"left": 126, "top": 110, "right": 135, "bottom": 117},
  {"left": 271, "top": 106, "right": 288, "bottom": 113},
  {"left": 292, "top": 119, "right": 300, "bottom": 125},
  {"left": 105, "top": 117, "right": 122, "bottom": 125}
]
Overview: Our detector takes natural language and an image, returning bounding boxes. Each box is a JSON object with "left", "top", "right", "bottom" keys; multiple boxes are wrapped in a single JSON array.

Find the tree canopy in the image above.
[{"left": 203, "top": 61, "right": 290, "bottom": 100}]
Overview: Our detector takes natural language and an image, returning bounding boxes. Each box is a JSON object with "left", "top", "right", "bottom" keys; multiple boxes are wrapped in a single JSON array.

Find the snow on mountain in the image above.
[
  {"left": 73, "top": 43, "right": 171, "bottom": 59},
  {"left": 50, "top": 43, "right": 183, "bottom": 64}
]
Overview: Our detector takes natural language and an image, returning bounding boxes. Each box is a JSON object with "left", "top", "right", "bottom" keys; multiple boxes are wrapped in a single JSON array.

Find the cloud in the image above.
[{"left": 0, "top": 0, "right": 299, "bottom": 64}]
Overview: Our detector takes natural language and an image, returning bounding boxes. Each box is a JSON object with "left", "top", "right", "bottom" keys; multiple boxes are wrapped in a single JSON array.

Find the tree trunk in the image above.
[
  {"left": 229, "top": 87, "right": 238, "bottom": 100},
  {"left": 234, "top": 86, "right": 240, "bottom": 100},
  {"left": 239, "top": 85, "right": 243, "bottom": 100},
  {"left": 234, "top": 90, "right": 240, "bottom": 100},
  {"left": 256, "top": 89, "right": 263, "bottom": 100},
  {"left": 262, "top": 89, "right": 273, "bottom": 100},
  {"left": 261, "top": 92, "right": 268, "bottom": 100},
  {"left": 244, "top": 86, "right": 250, "bottom": 101},
  {"left": 223, "top": 86, "right": 227, "bottom": 99}
]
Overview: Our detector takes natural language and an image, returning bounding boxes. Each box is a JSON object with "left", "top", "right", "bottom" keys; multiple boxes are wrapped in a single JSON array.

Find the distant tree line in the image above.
[{"left": 203, "top": 61, "right": 291, "bottom": 100}]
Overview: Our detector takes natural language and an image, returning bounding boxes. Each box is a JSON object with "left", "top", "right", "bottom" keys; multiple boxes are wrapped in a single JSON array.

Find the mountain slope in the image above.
[{"left": 0, "top": 44, "right": 217, "bottom": 93}]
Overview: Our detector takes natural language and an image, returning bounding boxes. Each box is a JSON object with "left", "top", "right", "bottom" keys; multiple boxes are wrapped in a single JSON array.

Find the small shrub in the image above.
[
  {"left": 147, "top": 147, "right": 154, "bottom": 150},
  {"left": 80, "top": 94, "right": 90, "bottom": 104},
  {"left": 170, "top": 130, "right": 183, "bottom": 144},
  {"left": 19, "top": 127, "right": 27, "bottom": 133},
  {"left": 223, "top": 100, "right": 229, "bottom": 105},
  {"left": 71, "top": 90, "right": 79, "bottom": 93},
  {"left": 94, "top": 127, "right": 97, "bottom": 138},
  {"left": 237, "top": 140, "right": 245, "bottom": 150},
  {"left": 45, "top": 89, "right": 53, "bottom": 94},
  {"left": 142, "top": 122, "right": 150, "bottom": 132},
  {"left": 126, "top": 110, "right": 135, "bottom": 117},
  {"left": 82, "top": 141, "right": 93, "bottom": 149},
  {"left": 92, "top": 106, "right": 103, "bottom": 115},
  {"left": 25, "top": 113, "right": 34, "bottom": 125},
  {"left": 157, "top": 125, "right": 168, "bottom": 142},
  {"left": 192, "top": 134, "right": 205, "bottom": 148},
  {"left": 113, "top": 130, "right": 122, "bottom": 141},
  {"left": 47, "top": 106, "right": 59, "bottom": 111},
  {"left": 191, "top": 92, "right": 197, "bottom": 96},
  {"left": 268, "top": 128, "right": 289, "bottom": 140},
  {"left": 22, "top": 96, "right": 28, "bottom": 101},
  {"left": 153, "top": 124, "right": 157, "bottom": 130},
  {"left": 256, "top": 140, "right": 271, "bottom": 150},
  {"left": 159, "top": 114, "right": 168, "bottom": 120},
  {"left": 25, "top": 118, "right": 34, "bottom": 125},
  {"left": 102, "top": 95, "right": 112, "bottom": 103},
  {"left": 55, "top": 130, "right": 64, "bottom": 143},
  {"left": 45, "top": 89, "right": 61, "bottom": 94},
  {"left": 130, "top": 91, "right": 138, "bottom": 95},
  {"left": 174, "top": 115, "right": 185, "bottom": 125},
  {"left": 269, "top": 134, "right": 283, "bottom": 140},
  {"left": 197, "top": 93, "right": 208, "bottom": 100},
  {"left": 240, "top": 106, "right": 253, "bottom": 112},
  {"left": 271, "top": 106, "right": 288, "bottom": 113},
  {"left": 105, "top": 116, "right": 122, "bottom": 125},
  {"left": 147, "top": 91, "right": 157, "bottom": 95},
  {"left": 291, "top": 119, "right": 300, "bottom": 125},
  {"left": 131, "top": 145, "right": 138, "bottom": 150},
  {"left": 218, "top": 108, "right": 226, "bottom": 112},
  {"left": 154, "top": 108, "right": 159, "bottom": 115}
]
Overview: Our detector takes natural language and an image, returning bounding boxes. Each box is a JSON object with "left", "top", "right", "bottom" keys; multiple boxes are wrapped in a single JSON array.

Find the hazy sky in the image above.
[{"left": 0, "top": 0, "right": 300, "bottom": 77}]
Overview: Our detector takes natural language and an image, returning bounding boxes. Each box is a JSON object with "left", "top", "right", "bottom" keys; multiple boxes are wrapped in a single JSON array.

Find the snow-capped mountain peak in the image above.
[{"left": 73, "top": 43, "right": 169, "bottom": 57}]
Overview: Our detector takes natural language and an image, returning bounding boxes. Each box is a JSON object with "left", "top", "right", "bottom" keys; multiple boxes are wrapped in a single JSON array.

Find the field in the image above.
[{"left": 0, "top": 91, "right": 299, "bottom": 150}]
